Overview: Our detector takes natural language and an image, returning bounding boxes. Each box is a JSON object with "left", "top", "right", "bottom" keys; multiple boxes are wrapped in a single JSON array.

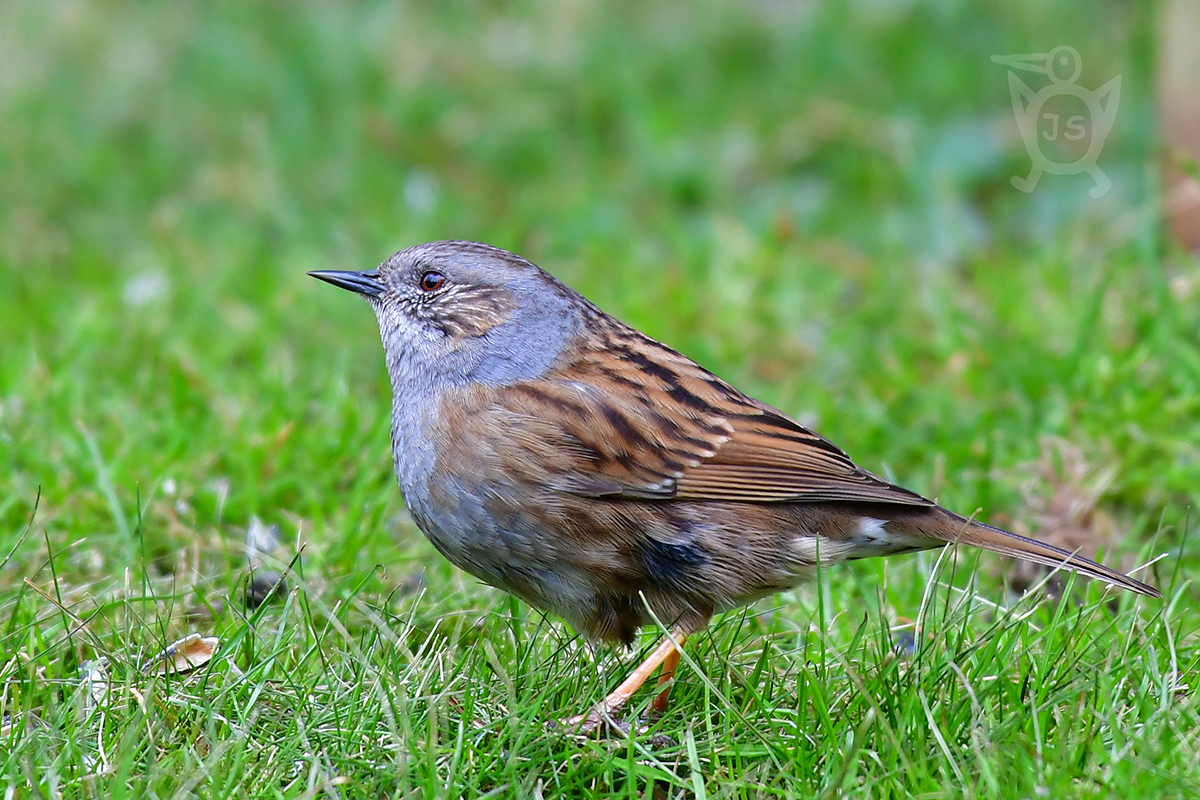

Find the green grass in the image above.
[{"left": 2, "top": 0, "right": 1198, "bottom": 796}]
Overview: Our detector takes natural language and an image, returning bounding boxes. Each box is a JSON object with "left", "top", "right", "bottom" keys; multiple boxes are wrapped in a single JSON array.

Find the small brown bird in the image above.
[{"left": 311, "top": 241, "right": 1159, "bottom": 732}]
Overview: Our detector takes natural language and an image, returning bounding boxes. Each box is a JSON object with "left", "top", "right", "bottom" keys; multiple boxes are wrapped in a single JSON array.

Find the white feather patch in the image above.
[
  {"left": 790, "top": 535, "right": 854, "bottom": 566},
  {"left": 858, "top": 517, "right": 889, "bottom": 542}
]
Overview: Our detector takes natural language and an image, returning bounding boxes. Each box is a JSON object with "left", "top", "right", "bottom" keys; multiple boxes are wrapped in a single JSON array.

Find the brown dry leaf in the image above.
[{"left": 144, "top": 633, "right": 219, "bottom": 675}]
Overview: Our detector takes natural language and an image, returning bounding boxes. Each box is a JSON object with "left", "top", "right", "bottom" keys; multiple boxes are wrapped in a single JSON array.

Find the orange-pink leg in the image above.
[
  {"left": 567, "top": 630, "right": 688, "bottom": 733},
  {"left": 652, "top": 642, "right": 684, "bottom": 715}
]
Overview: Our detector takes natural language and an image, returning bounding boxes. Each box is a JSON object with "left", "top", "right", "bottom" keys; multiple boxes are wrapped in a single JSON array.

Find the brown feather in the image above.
[
  {"left": 419, "top": 289, "right": 1157, "bottom": 648},
  {"left": 942, "top": 515, "right": 1158, "bottom": 597},
  {"left": 477, "top": 315, "right": 1159, "bottom": 600},
  {"left": 511, "top": 322, "right": 937, "bottom": 507}
]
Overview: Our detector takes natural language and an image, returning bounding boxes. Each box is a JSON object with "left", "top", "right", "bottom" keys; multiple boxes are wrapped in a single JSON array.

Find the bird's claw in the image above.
[
  {"left": 554, "top": 706, "right": 630, "bottom": 737},
  {"left": 552, "top": 707, "right": 675, "bottom": 747}
]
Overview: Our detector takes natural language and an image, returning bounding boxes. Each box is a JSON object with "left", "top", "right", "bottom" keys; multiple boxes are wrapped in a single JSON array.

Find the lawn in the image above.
[{"left": 2, "top": 0, "right": 1198, "bottom": 797}]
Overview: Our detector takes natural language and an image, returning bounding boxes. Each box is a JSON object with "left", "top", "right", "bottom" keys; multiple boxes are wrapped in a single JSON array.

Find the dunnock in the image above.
[{"left": 311, "top": 241, "right": 1158, "bottom": 731}]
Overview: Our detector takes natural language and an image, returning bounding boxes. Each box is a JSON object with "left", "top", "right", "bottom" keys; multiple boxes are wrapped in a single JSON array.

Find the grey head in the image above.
[{"left": 309, "top": 240, "right": 586, "bottom": 391}]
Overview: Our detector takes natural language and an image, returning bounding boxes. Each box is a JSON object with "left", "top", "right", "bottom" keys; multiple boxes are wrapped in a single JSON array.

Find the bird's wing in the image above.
[
  {"left": 489, "top": 333, "right": 934, "bottom": 508},
  {"left": 672, "top": 406, "right": 934, "bottom": 506}
]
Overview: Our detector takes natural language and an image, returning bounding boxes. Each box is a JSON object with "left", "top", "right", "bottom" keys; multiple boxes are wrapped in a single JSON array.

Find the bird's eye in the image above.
[{"left": 419, "top": 271, "right": 446, "bottom": 292}]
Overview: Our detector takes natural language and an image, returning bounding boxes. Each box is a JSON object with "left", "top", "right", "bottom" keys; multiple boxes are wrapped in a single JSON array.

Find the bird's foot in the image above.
[
  {"left": 553, "top": 706, "right": 675, "bottom": 746},
  {"left": 551, "top": 631, "right": 688, "bottom": 745},
  {"left": 556, "top": 704, "right": 630, "bottom": 737}
]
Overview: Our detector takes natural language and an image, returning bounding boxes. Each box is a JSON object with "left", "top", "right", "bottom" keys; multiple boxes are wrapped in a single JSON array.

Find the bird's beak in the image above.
[
  {"left": 989, "top": 52, "right": 1051, "bottom": 75},
  {"left": 308, "top": 269, "right": 386, "bottom": 298}
]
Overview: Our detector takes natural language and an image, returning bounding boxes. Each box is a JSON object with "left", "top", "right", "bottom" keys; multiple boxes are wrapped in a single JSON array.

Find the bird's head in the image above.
[{"left": 310, "top": 240, "right": 585, "bottom": 387}]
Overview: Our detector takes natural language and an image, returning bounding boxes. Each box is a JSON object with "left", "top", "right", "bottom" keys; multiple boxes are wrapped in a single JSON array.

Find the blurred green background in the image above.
[
  {"left": 2, "top": 0, "right": 1197, "bottom": 796},
  {"left": 4, "top": 0, "right": 1192, "bottom": 545}
]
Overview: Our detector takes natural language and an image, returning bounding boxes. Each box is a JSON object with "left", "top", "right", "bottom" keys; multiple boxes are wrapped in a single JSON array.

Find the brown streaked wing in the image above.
[
  {"left": 491, "top": 377, "right": 731, "bottom": 499},
  {"left": 490, "top": 326, "right": 935, "bottom": 508},
  {"left": 672, "top": 408, "right": 935, "bottom": 506}
]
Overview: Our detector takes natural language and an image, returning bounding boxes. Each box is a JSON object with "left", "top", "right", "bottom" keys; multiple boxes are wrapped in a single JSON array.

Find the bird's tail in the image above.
[{"left": 918, "top": 508, "right": 1160, "bottom": 598}]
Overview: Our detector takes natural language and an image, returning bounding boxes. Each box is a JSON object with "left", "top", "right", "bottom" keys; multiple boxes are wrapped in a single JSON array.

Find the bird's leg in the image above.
[
  {"left": 566, "top": 629, "right": 687, "bottom": 734},
  {"left": 651, "top": 641, "right": 684, "bottom": 715}
]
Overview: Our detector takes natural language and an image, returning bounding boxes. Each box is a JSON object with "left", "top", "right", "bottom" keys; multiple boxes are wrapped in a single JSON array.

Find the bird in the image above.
[{"left": 310, "top": 240, "right": 1159, "bottom": 733}]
